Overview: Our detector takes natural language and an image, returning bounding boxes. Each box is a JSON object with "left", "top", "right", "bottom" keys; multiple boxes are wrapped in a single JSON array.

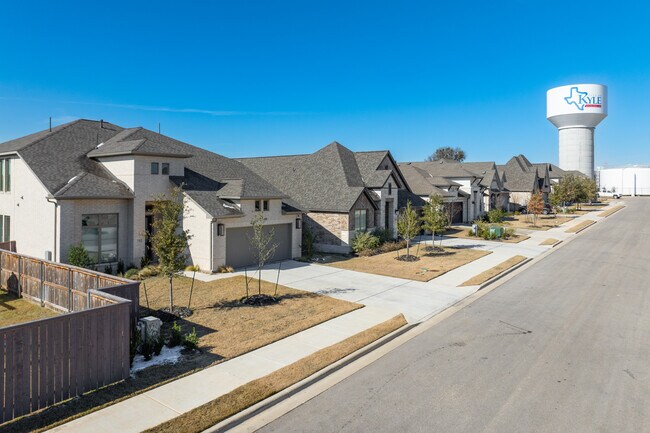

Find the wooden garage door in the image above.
[{"left": 225, "top": 223, "right": 292, "bottom": 269}]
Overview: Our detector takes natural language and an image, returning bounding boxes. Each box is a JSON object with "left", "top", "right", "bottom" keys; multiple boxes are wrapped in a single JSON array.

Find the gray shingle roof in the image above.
[
  {"left": 497, "top": 155, "right": 542, "bottom": 192},
  {"left": 398, "top": 164, "right": 458, "bottom": 197},
  {"left": 0, "top": 119, "right": 290, "bottom": 207},
  {"left": 238, "top": 142, "right": 386, "bottom": 213},
  {"left": 0, "top": 119, "right": 134, "bottom": 199},
  {"left": 87, "top": 127, "right": 192, "bottom": 158}
]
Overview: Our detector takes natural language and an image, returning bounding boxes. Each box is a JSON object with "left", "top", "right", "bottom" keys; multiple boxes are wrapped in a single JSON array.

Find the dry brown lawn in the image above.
[
  {"left": 3, "top": 276, "right": 358, "bottom": 433},
  {"left": 443, "top": 226, "right": 530, "bottom": 243},
  {"left": 565, "top": 219, "right": 596, "bottom": 233},
  {"left": 327, "top": 247, "right": 491, "bottom": 282},
  {"left": 143, "top": 314, "right": 408, "bottom": 433},
  {"left": 598, "top": 205, "right": 624, "bottom": 217},
  {"left": 459, "top": 255, "right": 527, "bottom": 286},
  {"left": 0, "top": 290, "right": 58, "bottom": 328},
  {"left": 140, "top": 275, "right": 361, "bottom": 358},
  {"left": 504, "top": 214, "right": 573, "bottom": 231},
  {"left": 540, "top": 238, "right": 560, "bottom": 246}
]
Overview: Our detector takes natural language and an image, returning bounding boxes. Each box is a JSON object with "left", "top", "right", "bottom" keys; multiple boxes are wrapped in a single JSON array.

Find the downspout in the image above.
[{"left": 46, "top": 197, "right": 58, "bottom": 261}]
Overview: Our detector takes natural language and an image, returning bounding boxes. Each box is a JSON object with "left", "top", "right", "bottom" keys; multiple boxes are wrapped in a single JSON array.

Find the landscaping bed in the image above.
[
  {"left": 540, "top": 238, "right": 559, "bottom": 246},
  {"left": 326, "top": 247, "right": 491, "bottom": 282},
  {"left": 503, "top": 214, "right": 573, "bottom": 231},
  {"left": 444, "top": 226, "right": 529, "bottom": 243},
  {"left": 0, "top": 289, "right": 58, "bottom": 328},
  {"left": 598, "top": 205, "right": 624, "bottom": 217},
  {"left": 565, "top": 219, "right": 596, "bottom": 233},
  {"left": 459, "top": 255, "right": 527, "bottom": 286},
  {"left": 3, "top": 275, "right": 359, "bottom": 433},
  {"left": 143, "top": 314, "right": 408, "bottom": 433}
]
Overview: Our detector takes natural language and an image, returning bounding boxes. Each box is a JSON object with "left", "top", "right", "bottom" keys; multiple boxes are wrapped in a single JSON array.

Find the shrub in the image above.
[
  {"left": 116, "top": 259, "right": 125, "bottom": 275},
  {"left": 130, "top": 331, "right": 141, "bottom": 366},
  {"left": 68, "top": 244, "right": 94, "bottom": 269},
  {"left": 140, "top": 255, "right": 151, "bottom": 269},
  {"left": 503, "top": 228, "right": 516, "bottom": 239},
  {"left": 301, "top": 228, "right": 316, "bottom": 259},
  {"left": 217, "top": 265, "right": 234, "bottom": 273},
  {"left": 487, "top": 209, "right": 506, "bottom": 223},
  {"left": 182, "top": 327, "right": 200, "bottom": 350},
  {"left": 351, "top": 231, "right": 380, "bottom": 254},
  {"left": 138, "top": 266, "right": 160, "bottom": 279},
  {"left": 124, "top": 268, "right": 139, "bottom": 279},
  {"left": 372, "top": 227, "right": 393, "bottom": 244},
  {"left": 140, "top": 337, "right": 154, "bottom": 361},
  {"left": 168, "top": 321, "right": 183, "bottom": 347},
  {"left": 153, "top": 335, "right": 165, "bottom": 356},
  {"left": 104, "top": 263, "right": 113, "bottom": 275}
]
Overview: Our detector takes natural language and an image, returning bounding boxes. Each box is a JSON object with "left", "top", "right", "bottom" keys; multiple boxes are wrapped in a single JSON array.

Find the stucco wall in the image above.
[
  {"left": 0, "top": 157, "right": 57, "bottom": 260},
  {"left": 183, "top": 196, "right": 213, "bottom": 271},
  {"left": 212, "top": 199, "right": 301, "bottom": 270}
]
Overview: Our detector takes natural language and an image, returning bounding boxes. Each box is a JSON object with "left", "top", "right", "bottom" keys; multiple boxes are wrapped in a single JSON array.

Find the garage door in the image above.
[
  {"left": 225, "top": 223, "right": 292, "bottom": 269},
  {"left": 445, "top": 202, "right": 464, "bottom": 224}
]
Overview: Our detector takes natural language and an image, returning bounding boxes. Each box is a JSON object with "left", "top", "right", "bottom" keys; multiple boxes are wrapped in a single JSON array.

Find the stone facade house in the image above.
[
  {"left": 0, "top": 119, "right": 302, "bottom": 271},
  {"left": 239, "top": 142, "right": 410, "bottom": 253},
  {"left": 398, "top": 159, "right": 509, "bottom": 223},
  {"left": 497, "top": 154, "right": 551, "bottom": 210}
]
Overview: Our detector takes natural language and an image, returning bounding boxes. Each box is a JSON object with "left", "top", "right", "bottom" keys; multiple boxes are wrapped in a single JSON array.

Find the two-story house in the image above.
[{"left": 0, "top": 119, "right": 302, "bottom": 271}]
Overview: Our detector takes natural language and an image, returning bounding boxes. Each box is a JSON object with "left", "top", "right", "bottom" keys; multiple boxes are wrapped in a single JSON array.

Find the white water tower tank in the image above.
[{"left": 547, "top": 84, "right": 608, "bottom": 178}]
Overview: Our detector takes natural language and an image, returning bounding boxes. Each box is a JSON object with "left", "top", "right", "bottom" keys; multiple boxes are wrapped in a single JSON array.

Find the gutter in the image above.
[{"left": 46, "top": 197, "right": 58, "bottom": 261}]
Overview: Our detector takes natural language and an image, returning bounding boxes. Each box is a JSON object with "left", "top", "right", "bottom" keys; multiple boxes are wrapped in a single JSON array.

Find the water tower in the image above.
[{"left": 547, "top": 84, "right": 608, "bottom": 178}]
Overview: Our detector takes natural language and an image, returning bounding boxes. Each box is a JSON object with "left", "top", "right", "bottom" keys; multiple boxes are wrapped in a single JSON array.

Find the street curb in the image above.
[
  {"left": 202, "top": 320, "right": 418, "bottom": 433},
  {"left": 204, "top": 204, "right": 619, "bottom": 433},
  {"left": 477, "top": 257, "right": 533, "bottom": 290}
]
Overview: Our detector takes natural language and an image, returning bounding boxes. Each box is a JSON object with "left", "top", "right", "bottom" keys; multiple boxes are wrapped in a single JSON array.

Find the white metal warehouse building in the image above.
[{"left": 597, "top": 166, "right": 650, "bottom": 196}]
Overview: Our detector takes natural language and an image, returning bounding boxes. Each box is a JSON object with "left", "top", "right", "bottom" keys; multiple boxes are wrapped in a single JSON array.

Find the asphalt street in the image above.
[{"left": 256, "top": 198, "right": 649, "bottom": 433}]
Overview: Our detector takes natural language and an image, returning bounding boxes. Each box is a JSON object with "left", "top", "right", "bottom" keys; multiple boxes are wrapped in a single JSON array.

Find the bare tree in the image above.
[{"left": 248, "top": 212, "right": 278, "bottom": 296}]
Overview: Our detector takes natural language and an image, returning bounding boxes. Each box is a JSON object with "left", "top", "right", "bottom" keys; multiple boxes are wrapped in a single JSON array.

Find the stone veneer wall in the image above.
[{"left": 304, "top": 212, "right": 349, "bottom": 246}]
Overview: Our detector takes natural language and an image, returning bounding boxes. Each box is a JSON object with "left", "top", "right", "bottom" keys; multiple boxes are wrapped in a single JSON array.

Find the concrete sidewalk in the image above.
[
  {"left": 48, "top": 306, "right": 397, "bottom": 433},
  {"left": 51, "top": 201, "right": 622, "bottom": 433}
]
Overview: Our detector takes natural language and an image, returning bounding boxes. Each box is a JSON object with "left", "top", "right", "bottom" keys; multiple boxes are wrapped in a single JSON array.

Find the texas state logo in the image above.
[{"left": 564, "top": 86, "right": 603, "bottom": 111}]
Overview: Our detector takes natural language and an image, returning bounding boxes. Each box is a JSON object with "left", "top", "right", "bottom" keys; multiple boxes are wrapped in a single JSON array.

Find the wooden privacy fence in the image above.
[
  {"left": 0, "top": 250, "right": 140, "bottom": 424},
  {"left": 0, "top": 250, "right": 139, "bottom": 330}
]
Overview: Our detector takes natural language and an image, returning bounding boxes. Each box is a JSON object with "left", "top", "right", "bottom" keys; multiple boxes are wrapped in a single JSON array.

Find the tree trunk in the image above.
[
  {"left": 406, "top": 240, "right": 410, "bottom": 257},
  {"left": 258, "top": 266, "right": 262, "bottom": 295},
  {"left": 169, "top": 274, "right": 174, "bottom": 311}
]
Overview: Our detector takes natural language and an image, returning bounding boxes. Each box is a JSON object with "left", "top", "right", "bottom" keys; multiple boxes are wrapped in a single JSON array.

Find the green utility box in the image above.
[{"left": 489, "top": 226, "right": 504, "bottom": 238}]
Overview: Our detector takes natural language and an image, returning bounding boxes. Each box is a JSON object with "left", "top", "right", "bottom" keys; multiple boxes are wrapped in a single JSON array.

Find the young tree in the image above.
[
  {"left": 426, "top": 146, "right": 466, "bottom": 162},
  {"left": 420, "top": 194, "right": 449, "bottom": 247},
  {"left": 527, "top": 193, "right": 544, "bottom": 227},
  {"left": 150, "top": 186, "right": 192, "bottom": 312},
  {"left": 68, "top": 243, "right": 94, "bottom": 269},
  {"left": 397, "top": 201, "right": 421, "bottom": 259},
  {"left": 248, "top": 212, "right": 278, "bottom": 296}
]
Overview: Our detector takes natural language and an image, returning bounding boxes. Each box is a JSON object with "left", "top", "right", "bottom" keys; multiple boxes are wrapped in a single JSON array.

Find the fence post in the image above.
[
  {"left": 17, "top": 255, "right": 22, "bottom": 296},
  {"left": 67, "top": 268, "right": 72, "bottom": 312},
  {"left": 40, "top": 260, "right": 44, "bottom": 306},
  {"left": 96, "top": 274, "right": 100, "bottom": 290},
  {"left": 87, "top": 291, "right": 91, "bottom": 309},
  {"left": 0, "top": 250, "right": 3, "bottom": 290}
]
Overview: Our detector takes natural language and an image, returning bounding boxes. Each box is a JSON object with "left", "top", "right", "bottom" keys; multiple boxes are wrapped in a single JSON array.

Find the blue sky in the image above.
[{"left": 0, "top": 1, "right": 647, "bottom": 166}]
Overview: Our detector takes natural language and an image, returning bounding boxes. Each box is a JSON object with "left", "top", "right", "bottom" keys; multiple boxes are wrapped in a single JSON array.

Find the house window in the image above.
[
  {"left": 263, "top": 200, "right": 269, "bottom": 211},
  {"left": 0, "top": 159, "right": 10, "bottom": 192},
  {"left": 151, "top": 162, "right": 159, "bottom": 175},
  {"left": 82, "top": 213, "right": 118, "bottom": 263},
  {"left": 354, "top": 210, "right": 367, "bottom": 231},
  {"left": 255, "top": 200, "right": 261, "bottom": 211},
  {"left": 388, "top": 183, "right": 392, "bottom": 195},
  {"left": 0, "top": 215, "right": 10, "bottom": 242},
  {"left": 161, "top": 163, "right": 170, "bottom": 175}
]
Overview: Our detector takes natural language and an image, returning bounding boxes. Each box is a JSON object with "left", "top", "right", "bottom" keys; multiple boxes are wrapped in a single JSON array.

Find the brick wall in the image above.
[{"left": 304, "top": 212, "right": 348, "bottom": 246}]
